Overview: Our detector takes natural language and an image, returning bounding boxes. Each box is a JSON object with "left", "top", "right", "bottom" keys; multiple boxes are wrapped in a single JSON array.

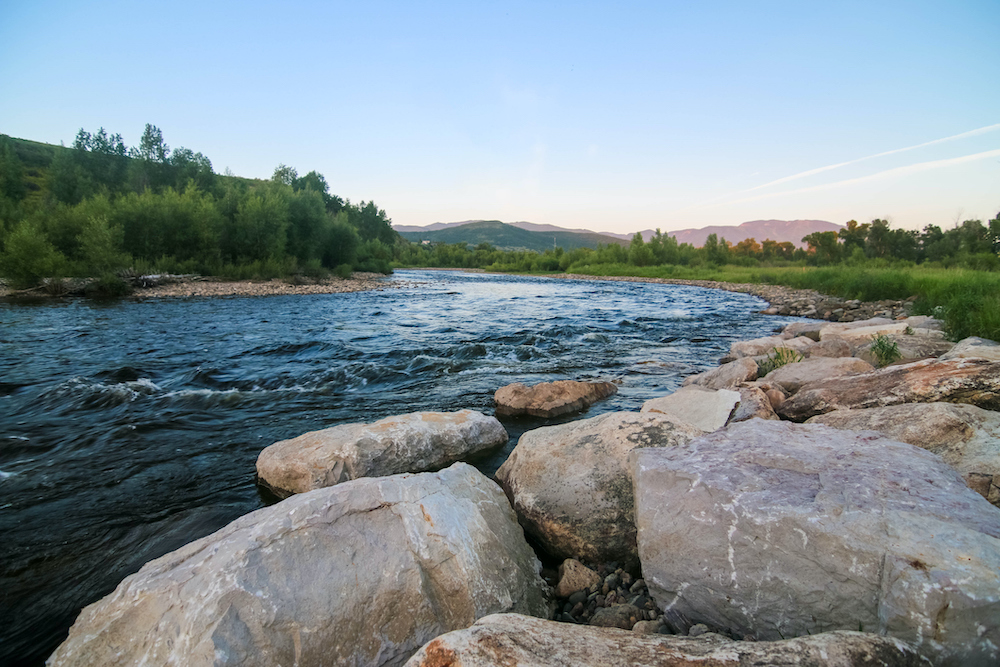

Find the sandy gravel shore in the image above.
[{"left": 130, "top": 273, "right": 400, "bottom": 299}]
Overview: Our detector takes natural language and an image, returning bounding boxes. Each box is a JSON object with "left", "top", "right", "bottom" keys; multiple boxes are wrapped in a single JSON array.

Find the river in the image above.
[{"left": 0, "top": 270, "right": 802, "bottom": 665}]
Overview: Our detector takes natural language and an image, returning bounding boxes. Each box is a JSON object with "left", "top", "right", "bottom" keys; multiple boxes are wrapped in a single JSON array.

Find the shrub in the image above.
[
  {"left": 757, "top": 347, "right": 803, "bottom": 376},
  {"left": 0, "top": 220, "right": 66, "bottom": 288},
  {"left": 869, "top": 334, "right": 902, "bottom": 368}
]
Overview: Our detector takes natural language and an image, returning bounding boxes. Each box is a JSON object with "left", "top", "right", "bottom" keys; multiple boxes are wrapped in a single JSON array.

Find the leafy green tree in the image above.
[
  {"left": 348, "top": 200, "right": 397, "bottom": 244},
  {"left": 0, "top": 220, "right": 66, "bottom": 287},
  {"left": 78, "top": 216, "right": 131, "bottom": 276},
  {"left": 129, "top": 124, "right": 171, "bottom": 191},
  {"left": 286, "top": 188, "right": 327, "bottom": 262},
  {"left": 272, "top": 164, "right": 298, "bottom": 186},
  {"left": 803, "top": 231, "right": 841, "bottom": 264},
  {"left": 865, "top": 219, "right": 893, "bottom": 258},
  {"left": 170, "top": 147, "right": 215, "bottom": 191},
  {"left": 0, "top": 137, "right": 26, "bottom": 201},
  {"left": 224, "top": 187, "right": 289, "bottom": 262},
  {"left": 628, "top": 232, "right": 654, "bottom": 266},
  {"left": 838, "top": 220, "right": 869, "bottom": 254}
]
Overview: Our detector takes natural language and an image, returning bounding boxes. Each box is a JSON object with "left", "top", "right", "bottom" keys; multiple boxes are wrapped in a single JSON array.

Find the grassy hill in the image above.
[{"left": 398, "top": 220, "right": 628, "bottom": 252}]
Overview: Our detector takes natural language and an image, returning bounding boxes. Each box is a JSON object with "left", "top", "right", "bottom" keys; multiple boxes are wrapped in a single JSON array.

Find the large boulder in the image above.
[
  {"left": 256, "top": 410, "right": 507, "bottom": 497},
  {"left": 807, "top": 403, "right": 1000, "bottom": 505},
  {"left": 494, "top": 380, "right": 617, "bottom": 418},
  {"left": 631, "top": 420, "right": 1000, "bottom": 666},
  {"left": 818, "top": 317, "right": 899, "bottom": 343},
  {"left": 404, "top": 614, "right": 928, "bottom": 667},
  {"left": 854, "top": 330, "right": 953, "bottom": 365},
  {"left": 782, "top": 321, "right": 825, "bottom": 342},
  {"left": 727, "top": 386, "right": 779, "bottom": 423},
  {"left": 761, "top": 356, "right": 875, "bottom": 394},
  {"left": 48, "top": 463, "right": 548, "bottom": 667},
  {"left": 682, "top": 357, "right": 758, "bottom": 390},
  {"left": 730, "top": 335, "right": 815, "bottom": 359},
  {"left": 806, "top": 337, "right": 853, "bottom": 358},
  {"left": 941, "top": 336, "right": 1000, "bottom": 362},
  {"left": 495, "top": 411, "right": 703, "bottom": 568},
  {"left": 777, "top": 357, "right": 1000, "bottom": 422},
  {"left": 640, "top": 386, "right": 740, "bottom": 432}
]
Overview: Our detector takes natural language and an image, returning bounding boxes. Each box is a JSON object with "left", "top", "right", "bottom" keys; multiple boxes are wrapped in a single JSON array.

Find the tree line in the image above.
[
  {"left": 0, "top": 126, "right": 398, "bottom": 290},
  {"left": 390, "top": 215, "right": 1000, "bottom": 274}
]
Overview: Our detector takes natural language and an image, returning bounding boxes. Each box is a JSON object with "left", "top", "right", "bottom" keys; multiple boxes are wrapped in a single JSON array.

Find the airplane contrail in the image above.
[
  {"left": 709, "top": 148, "right": 1000, "bottom": 208},
  {"left": 741, "top": 123, "right": 1000, "bottom": 194}
]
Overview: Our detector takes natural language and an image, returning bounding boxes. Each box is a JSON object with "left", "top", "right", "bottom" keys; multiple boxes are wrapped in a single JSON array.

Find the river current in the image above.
[{"left": 0, "top": 270, "right": 802, "bottom": 665}]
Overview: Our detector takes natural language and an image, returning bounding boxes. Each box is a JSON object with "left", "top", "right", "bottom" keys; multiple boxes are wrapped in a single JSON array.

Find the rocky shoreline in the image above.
[
  {"left": 555, "top": 272, "right": 915, "bottom": 321},
  {"left": 44, "top": 281, "right": 1000, "bottom": 666}
]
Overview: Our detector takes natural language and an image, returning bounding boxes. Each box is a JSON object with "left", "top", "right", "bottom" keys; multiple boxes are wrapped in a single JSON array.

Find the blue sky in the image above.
[{"left": 2, "top": 0, "right": 997, "bottom": 233}]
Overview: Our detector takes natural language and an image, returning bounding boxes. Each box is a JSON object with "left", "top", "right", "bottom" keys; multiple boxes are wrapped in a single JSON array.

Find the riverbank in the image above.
[
  {"left": 0, "top": 272, "right": 402, "bottom": 300},
  {"left": 552, "top": 273, "right": 914, "bottom": 322},
  {"left": 130, "top": 272, "right": 399, "bottom": 298}
]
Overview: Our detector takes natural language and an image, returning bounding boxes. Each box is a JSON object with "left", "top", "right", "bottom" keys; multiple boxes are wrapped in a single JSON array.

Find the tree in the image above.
[
  {"left": 0, "top": 220, "right": 66, "bottom": 287},
  {"left": 272, "top": 164, "right": 298, "bottom": 186},
  {"left": 802, "top": 231, "right": 841, "bottom": 264},
  {"left": 838, "top": 220, "right": 869, "bottom": 254},
  {"left": 170, "top": 147, "right": 215, "bottom": 191},
  {"left": 0, "top": 136, "right": 26, "bottom": 201},
  {"left": 78, "top": 216, "right": 131, "bottom": 276},
  {"left": 128, "top": 124, "right": 171, "bottom": 191},
  {"left": 865, "top": 219, "right": 893, "bottom": 258}
]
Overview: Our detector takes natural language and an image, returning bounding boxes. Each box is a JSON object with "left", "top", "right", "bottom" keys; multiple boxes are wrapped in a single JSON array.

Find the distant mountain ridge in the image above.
[
  {"left": 666, "top": 219, "right": 842, "bottom": 248},
  {"left": 394, "top": 218, "right": 842, "bottom": 249},
  {"left": 396, "top": 220, "right": 628, "bottom": 252}
]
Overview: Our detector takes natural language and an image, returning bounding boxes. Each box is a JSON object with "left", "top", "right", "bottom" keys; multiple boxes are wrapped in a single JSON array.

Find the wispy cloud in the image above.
[
  {"left": 742, "top": 123, "right": 1000, "bottom": 194},
  {"left": 709, "top": 148, "right": 1000, "bottom": 208}
]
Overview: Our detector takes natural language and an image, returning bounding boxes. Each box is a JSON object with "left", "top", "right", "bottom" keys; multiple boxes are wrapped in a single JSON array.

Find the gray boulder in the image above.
[
  {"left": 855, "top": 330, "right": 953, "bottom": 365},
  {"left": 778, "top": 358, "right": 1000, "bottom": 421},
  {"left": 807, "top": 403, "right": 1000, "bottom": 505},
  {"left": 806, "top": 337, "right": 853, "bottom": 358},
  {"left": 631, "top": 420, "right": 1000, "bottom": 666},
  {"left": 495, "top": 411, "right": 703, "bottom": 568},
  {"left": 404, "top": 614, "right": 928, "bottom": 667},
  {"left": 682, "top": 357, "right": 758, "bottom": 390},
  {"left": 48, "top": 463, "right": 548, "bottom": 667},
  {"left": 256, "top": 409, "right": 507, "bottom": 497},
  {"left": 941, "top": 336, "right": 1000, "bottom": 362},
  {"left": 762, "top": 356, "right": 875, "bottom": 394},
  {"left": 641, "top": 385, "right": 740, "bottom": 432},
  {"left": 730, "top": 335, "right": 815, "bottom": 358},
  {"left": 727, "top": 386, "right": 779, "bottom": 423}
]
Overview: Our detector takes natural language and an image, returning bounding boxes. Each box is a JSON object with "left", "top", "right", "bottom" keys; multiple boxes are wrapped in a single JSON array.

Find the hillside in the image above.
[
  {"left": 397, "top": 220, "right": 628, "bottom": 252},
  {"left": 668, "top": 219, "right": 841, "bottom": 248}
]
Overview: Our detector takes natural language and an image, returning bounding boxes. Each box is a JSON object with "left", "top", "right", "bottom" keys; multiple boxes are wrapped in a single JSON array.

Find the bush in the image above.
[
  {"left": 757, "top": 347, "right": 803, "bottom": 376},
  {"left": 85, "top": 273, "right": 133, "bottom": 298},
  {"left": 0, "top": 220, "right": 66, "bottom": 288},
  {"left": 869, "top": 334, "right": 902, "bottom": 368}
]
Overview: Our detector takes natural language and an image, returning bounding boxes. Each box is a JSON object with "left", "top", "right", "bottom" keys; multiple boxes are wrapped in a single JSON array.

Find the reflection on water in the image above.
[{"left": 0, "top": 270, "right": 801, "bottom": 665}]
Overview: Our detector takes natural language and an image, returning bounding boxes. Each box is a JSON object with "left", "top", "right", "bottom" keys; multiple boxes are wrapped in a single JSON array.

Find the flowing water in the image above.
[{"left": 0, "top": 270, "right": 802, "bottom": 665}]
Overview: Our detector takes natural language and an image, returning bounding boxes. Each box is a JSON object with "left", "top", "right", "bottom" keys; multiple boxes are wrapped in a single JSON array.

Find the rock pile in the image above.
[{"left": 48, "top": 298, "right": 1000, "bottom": 667}]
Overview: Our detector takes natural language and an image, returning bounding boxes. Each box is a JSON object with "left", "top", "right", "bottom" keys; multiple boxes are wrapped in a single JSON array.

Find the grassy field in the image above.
[{"left": 563, "top": 262, "right": 1000, "bottom": 342}]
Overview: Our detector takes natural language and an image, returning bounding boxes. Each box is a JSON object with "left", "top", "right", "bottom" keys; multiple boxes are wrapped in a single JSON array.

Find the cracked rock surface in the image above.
[
  {"left": 404, "top": 613, "right": 929, "bottom": 667},
  {"left": 631, "top": 419, "right": 1000, "bottom": 667}
]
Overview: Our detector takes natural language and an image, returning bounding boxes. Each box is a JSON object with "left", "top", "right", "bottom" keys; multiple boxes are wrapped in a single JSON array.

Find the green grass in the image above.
[{"left": 562, "top": 262, "right": 1000, "bottom": 342}]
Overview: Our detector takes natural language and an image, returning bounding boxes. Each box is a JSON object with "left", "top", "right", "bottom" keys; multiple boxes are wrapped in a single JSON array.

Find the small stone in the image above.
[
  {"left": 604, "top": 573, "right": 620, "bottom": 590},
  {"left": 590, "top": 604, "right": 641, "bottom": 630},
  {"left": 571, "top": 602, "right": 584, "bottom": 617},
  {"left": 629, "top": 578, "right": 645, "bottom": 594},
  {"left": 554, "top": 559, "right": 601, "bottom": 598},
  {"left": 632, "top": 620, "right": 660, "bottom": 634},
  {"left": 689, "top": 623, "right": 710, "bottom": 637},
  {"left": 568, "top": 590, "right": 588, "bottom": 606}
]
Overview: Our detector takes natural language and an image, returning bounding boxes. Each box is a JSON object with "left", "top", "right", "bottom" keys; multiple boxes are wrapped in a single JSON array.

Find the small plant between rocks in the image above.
[
  {"left": 870, "top": 333, "right": 902, "bottom": 368},
  {"left": 756, "top": 347, "right": 803, "bottom": 376}
]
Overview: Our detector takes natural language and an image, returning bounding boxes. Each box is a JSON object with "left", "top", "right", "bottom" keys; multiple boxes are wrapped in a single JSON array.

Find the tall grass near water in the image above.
[{"left": 565, "top": 262, "right": 1000, "bottom": 342}]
